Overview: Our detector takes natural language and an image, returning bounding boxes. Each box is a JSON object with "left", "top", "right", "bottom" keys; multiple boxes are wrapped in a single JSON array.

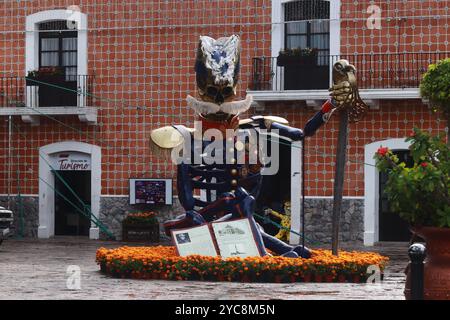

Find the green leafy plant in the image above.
[
  {"left": 122, "top": 212, "right": 158, "bottom": 225},
  {"left": 420, "top": 58, "right": 450, "bottom": 143},
  {"left": 26, "top": 67, "right": 64, "bottom": 79},
  {"left": 278, "top": 47, "right": 318, "bottom": 57},
  {"left": 375, "top": 128, "right": 450, "bottom": 227}
]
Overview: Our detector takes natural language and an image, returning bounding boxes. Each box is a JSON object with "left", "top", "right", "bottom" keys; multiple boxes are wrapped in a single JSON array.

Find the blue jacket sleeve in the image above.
[
  {"left": 304, "top": 110, "right": 326, "bottom": 137},
  {"left": 270, "top": 122, "right": 305, "bottom": 141}
]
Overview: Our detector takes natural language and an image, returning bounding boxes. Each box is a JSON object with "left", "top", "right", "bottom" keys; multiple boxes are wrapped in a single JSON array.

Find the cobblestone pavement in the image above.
[{"left": 0, "top": 238, "right": 408, "bottom": 300}]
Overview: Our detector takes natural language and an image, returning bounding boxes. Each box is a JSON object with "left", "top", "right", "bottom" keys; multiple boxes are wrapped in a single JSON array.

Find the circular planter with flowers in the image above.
[
  {"left": 96, "top": 246, "right": 388, "bottom": 283},
  {"left": 375, "top": 128, "right": 450, "bottom": 300}
]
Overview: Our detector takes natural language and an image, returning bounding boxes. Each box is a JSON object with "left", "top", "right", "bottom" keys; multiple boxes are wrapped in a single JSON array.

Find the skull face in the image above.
[
  {"left": 194, "top": 35, "right": 241, "bottom": 105},
  {"left": 202, "top": 83, "right": 235, "bottom": 104}
]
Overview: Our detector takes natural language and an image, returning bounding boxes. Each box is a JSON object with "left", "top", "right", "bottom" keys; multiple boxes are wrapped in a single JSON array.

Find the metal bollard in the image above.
[{"left": 408, "top": 243, "right": 426, "bottom": 300}]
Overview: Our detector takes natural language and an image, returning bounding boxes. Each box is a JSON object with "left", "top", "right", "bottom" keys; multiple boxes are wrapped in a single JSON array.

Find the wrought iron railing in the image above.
[
  {"left": 251, "top": 52, "right": 450, "bottom": 91},
  {"left": 0, "top": 75, "right": 95, "bottom": 108}
]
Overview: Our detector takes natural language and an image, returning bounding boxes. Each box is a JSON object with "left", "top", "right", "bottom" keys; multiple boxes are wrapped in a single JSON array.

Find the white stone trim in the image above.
[
  {"left": 247, "top": 88, "right": 421, "bottom": 101},
  {"left": 271, "top": 1, "right": 284, "bottom": 90},
  {"left": 25, "top": 9, "right": 88, "bottom": 77},
  {"left": 0, "top": 107, "right": 98, "bottom": 125},
  {"left": 38, "top": 141, "right": 101, "bottom": 239},
  {"left": 328, "top": 0, "right": 341, "bottom": 84},
  {"left": 290, "top": 140, "right": 302, "bottom": 245},
  {"left": 363, "top": 138, "right": 410, "bottom": 246}
]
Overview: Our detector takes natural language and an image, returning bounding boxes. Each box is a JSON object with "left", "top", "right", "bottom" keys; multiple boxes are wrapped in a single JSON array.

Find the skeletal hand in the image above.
[{"left": 329, "top": 81, "right": 353, "bottom": 108}]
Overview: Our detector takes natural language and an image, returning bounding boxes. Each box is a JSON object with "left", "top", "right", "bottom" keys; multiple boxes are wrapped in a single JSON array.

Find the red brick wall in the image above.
[
  {"left": 0, "top": 0, "right": 272, "bottom": 196},
  {"left": 0, "top": 1, "right": 447, "bottom": 198},
  {"left": 341, "top": 0, "right": 449, "bottom": 54},
  {"left": 262, "top": 100, "right": 445, "bottom": 197}
]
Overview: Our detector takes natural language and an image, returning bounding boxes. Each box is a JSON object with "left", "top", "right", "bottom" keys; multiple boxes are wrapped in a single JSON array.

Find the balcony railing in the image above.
[
  {"left": 0, "top": 75, "right": 95, "bottom": 109},
  {"left": 251, "top": 52, "right": 450, "bottom": 92}
]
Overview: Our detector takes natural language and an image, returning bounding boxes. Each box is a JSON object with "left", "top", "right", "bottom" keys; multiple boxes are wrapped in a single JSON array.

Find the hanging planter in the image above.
[
  {"left": 276, "top": 48, "right": 318, "bottom": 67},
  {"left": 26, "top": 67, "right": 65, "bottom": 86}
]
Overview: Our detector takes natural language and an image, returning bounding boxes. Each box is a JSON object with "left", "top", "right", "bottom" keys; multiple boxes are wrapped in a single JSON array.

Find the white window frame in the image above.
[
  {"left": 271, "top": 0, "right": 341, "bottom": 89},
  {"left": 25, "top": 9, "right": 87, "bottom": 75},
  {"left": 25, "top": 10, "right": 88, "bottom": 108},
  {"left": 364, "top": 138, "right": 411, "bottom": 246}
]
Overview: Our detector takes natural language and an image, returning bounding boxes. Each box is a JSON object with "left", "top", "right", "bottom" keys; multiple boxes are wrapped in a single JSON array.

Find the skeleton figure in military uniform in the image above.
[{"left": 150, "top": 35, "right": 363, "bottom": 258}]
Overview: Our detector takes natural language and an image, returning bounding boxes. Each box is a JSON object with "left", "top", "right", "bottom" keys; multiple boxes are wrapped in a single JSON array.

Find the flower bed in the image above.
[{"left": 96, "top": 246, "right": 388, "bottom": 283}]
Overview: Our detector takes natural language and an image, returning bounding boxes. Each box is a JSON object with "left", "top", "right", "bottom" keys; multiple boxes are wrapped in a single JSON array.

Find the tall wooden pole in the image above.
[{"left": 331, "top": 109, "right": 348, "bottom": 256}]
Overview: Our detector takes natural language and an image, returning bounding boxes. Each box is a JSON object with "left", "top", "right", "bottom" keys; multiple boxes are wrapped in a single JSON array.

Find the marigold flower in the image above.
[{"left": 96, "top": 246, "right": 388, "bottom": 283}]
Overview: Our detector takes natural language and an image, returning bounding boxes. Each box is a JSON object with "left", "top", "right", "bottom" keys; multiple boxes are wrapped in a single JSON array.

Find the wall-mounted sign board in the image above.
[
  {"left": 50, "top": 152, "right": 91, "bottom": 171},
  {"left": 129, "top": 178, "right": 173, "bottom": 205}
]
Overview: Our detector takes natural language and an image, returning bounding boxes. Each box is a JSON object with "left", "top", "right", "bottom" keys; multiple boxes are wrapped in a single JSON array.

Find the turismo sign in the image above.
[{"left": 52, "top": 152, "right": 91, "bottom": 171}]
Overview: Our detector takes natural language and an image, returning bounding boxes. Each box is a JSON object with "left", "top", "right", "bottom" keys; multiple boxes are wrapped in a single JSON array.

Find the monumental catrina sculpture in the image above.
[{"left": 150, "top": 35, "right": 364, "bottom": 258}]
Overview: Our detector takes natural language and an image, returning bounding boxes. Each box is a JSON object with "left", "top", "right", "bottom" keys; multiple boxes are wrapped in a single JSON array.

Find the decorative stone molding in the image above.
[
  {"left": 364, "top": 138, "right": 410, "bottom": 246},
  {"left": 38, "top": 141, "right": 101, "bottom": 239}
]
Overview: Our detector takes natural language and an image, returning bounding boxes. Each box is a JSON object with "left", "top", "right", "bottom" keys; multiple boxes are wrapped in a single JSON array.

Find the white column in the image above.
[
  {"left": 38, "top": 152, "right": 54, "bottom": 238},
  {"left": 26, "top": 85, "right": 39, "bottom": 108},
  {"left": 272, "top": 0, "right": 284, "bottom": 91},
  {"left": 290, "top": 140, "right": 302, "bottom": 245},
  {"left": 329, "top": 0, "right": 341, "bottom": 86}
]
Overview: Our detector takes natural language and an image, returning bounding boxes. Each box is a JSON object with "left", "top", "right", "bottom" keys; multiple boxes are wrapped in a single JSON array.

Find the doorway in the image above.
[
  {"left": 54, "top": 170, "right": 91, "bottom": 236},
  {"left": 255, "top": 137, "right": 292, "bottom": 236},
  {"left": 378, "top": 150, "right": 413, "bottom": 242},
  {"left": 38, "top": 20, "right": 78, "bottom": 107}
]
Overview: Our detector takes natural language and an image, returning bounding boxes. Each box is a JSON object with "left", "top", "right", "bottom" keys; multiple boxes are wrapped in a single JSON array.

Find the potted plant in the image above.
[
  {"left": 420, "top": 58, "right": 450, "bottom": 145},
  {"left": 26, "top": 66, "right": 65, "bottom": 86},
  {"left": 122, "top": 211, "right": 160, "bottom": 243},
  {"left": 26, "top": 67, "right": 71, "bottom": 107},
  {"left": 277, "top": 47, "right": 318, "bottom": 67},
  {"left": 375, "top": 128, "right": 450, "bottom": 300},
  {"left": 276, "top": 47, "right": 329, "bottom": 90}
]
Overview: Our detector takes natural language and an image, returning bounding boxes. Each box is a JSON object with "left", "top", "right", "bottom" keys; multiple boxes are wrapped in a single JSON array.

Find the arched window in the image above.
[
  {"left": 26, "top": 9, "right": 87, "bottom": 77},
  {"left": 38, "top": 20, "right": 78, "bottom": 82},
  {"left": 25, "top": 10, "right": 88, "bottom": 108}
]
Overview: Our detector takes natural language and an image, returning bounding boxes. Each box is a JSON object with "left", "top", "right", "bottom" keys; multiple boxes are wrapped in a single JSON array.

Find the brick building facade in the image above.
[{"left": 0, "top": 1, "right": 448, "bottom": 245}]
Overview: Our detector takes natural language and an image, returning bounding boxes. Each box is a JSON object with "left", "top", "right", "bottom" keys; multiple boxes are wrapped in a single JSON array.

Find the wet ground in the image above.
[{"left": 0, "top": 237, "right": 408, "bottom": 300}]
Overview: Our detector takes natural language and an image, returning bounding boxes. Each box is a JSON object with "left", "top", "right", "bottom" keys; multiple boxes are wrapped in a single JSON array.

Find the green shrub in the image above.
[
  {"left": 420, "top": 58, "right": 450, "bottom": 142},
  {"left": 375, "top": 128, "right": 450, "bottom": 227}
]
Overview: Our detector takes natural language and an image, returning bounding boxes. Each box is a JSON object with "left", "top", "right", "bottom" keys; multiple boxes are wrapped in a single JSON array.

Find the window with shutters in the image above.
[
  {"left": 39, "top": 21, "right": 78, "bottom": 82},
  {"left": 284, "top": 0, "right": 330, "bottom": 65}
]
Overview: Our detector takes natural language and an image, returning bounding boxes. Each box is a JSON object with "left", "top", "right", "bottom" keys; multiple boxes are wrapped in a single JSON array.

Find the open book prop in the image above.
[{"left": 171, "top": 218, "right": 263, "bottom": 258}]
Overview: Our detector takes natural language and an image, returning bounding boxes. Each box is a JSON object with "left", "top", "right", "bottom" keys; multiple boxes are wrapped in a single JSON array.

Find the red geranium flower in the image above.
[
  {"left": 421, "top": 162, "right": 428, "bottom": 168},
  {"left": 376, "top": 147, "right": 389, "bottom": 157}
]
